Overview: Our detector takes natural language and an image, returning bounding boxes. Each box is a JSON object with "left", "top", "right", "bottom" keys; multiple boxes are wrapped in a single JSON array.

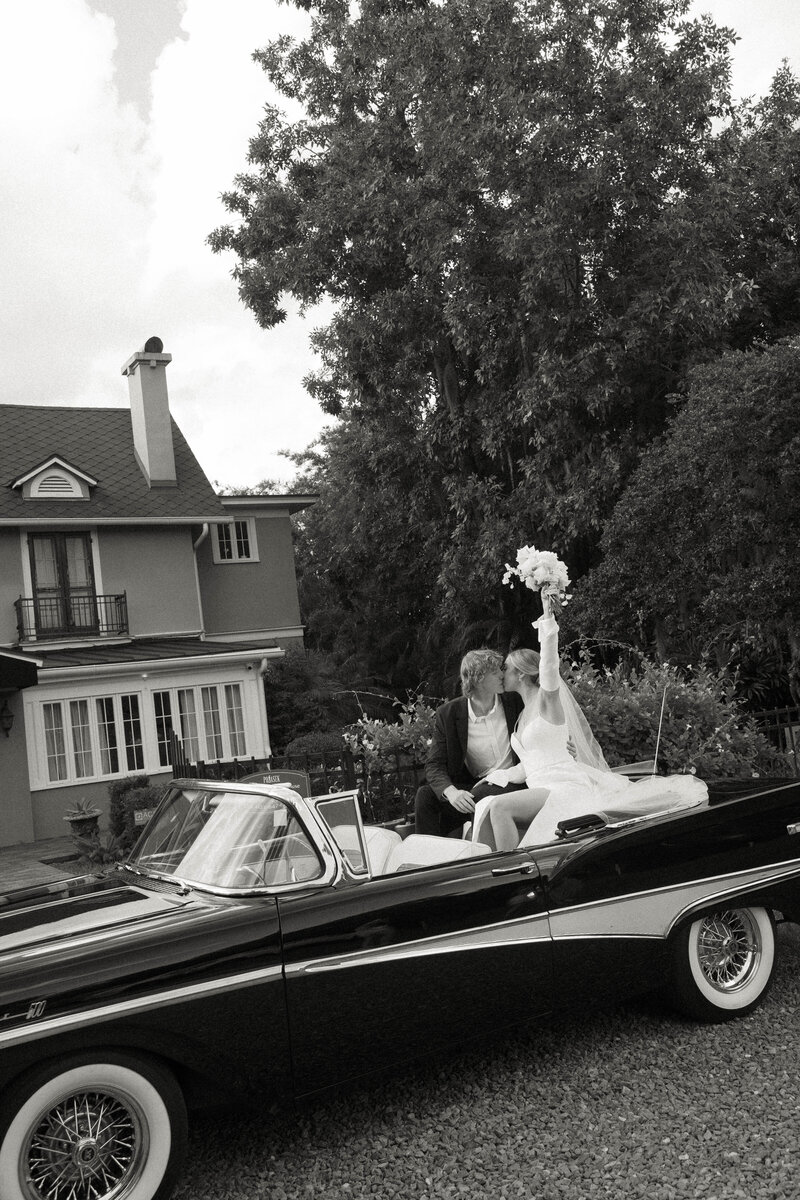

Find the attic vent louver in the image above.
[{"left": 31, "top": 472, "right": 82, "bottom": 498}]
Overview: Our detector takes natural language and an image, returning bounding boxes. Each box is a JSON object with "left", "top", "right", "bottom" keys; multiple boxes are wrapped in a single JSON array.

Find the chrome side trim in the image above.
[
  {"left": 548, "top": 860, "right": 800, "bottom": 943},
  {"left": 548, "top": 856, "right": 800, "bottom": 919},
  {"left": 0, "top": 893, "right": 186, "bottom": 958},
  {"left": 0, "top": 964, "right": 284, "bottom": 1050},
  {"left": 669, "top": 864, "right": 800, "bottom": 934},
  {"left": 289, "top": 911, "right": 553, "bottom": 976}
]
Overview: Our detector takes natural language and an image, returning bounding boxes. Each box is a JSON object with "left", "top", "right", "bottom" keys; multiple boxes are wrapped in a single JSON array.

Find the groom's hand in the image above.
[
  {"left": 448, "top": 789, "right": 476, "bottom": 814},
  {"left": 567, "top": 736, "right": 577, "bottom": 760}
]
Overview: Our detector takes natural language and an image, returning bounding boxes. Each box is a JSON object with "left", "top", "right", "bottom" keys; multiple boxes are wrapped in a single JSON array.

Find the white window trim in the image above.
[
  {"left": 19, "top": 528, "right": 105, "bottom": 604},
  {"left": 211, "top": 517, "right": 259, "bottom": 564},
  {"left": 23, "top": 665, "right": 268, "bottom": 790}
]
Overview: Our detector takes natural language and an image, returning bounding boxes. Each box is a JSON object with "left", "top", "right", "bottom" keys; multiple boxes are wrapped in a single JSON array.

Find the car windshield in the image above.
[{"left": 128, "top": 785, "right": 323, "bottom": 891}]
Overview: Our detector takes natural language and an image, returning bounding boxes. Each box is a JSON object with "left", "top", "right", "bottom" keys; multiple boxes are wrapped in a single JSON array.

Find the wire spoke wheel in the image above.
[
  {"left": 23, "top": 1086, "right": 147, "bottom": 1200},
  {"left": 671, "top": 904, "right": 776, "bottom": 1021},
  {"left": 695, "top": 909, "right": 761, "bottom": 993},
  {"left": 0, "top": 1054, "right": 187, "bottom": 1200}
]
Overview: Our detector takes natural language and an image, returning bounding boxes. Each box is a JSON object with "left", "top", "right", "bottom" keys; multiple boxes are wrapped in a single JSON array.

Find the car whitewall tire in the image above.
[
  {"left": 670, "top": 905, "right": 776, "bottom": 1022},
  {"left": 0, "top": 1051, "right": 187, "bottom": 1200}
]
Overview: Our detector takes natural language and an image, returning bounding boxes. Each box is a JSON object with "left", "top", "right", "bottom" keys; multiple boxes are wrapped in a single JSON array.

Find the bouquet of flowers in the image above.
[{"left": 502, "top": 545, "right": 571, "bottom": 614}]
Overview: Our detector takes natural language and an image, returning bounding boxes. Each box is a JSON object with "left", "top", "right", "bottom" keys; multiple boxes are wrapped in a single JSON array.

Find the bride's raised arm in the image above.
[
  {"left": 534, "top": 592, "right": 561, "bottom": 688},
  {"left": 533, "top": 593, "right": 564, "bottom": 723}
]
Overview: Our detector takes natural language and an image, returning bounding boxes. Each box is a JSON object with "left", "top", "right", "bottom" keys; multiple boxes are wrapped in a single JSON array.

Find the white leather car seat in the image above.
[
  {"left": 382, "top": 833, "right": 492, "bottom": 874},
  {"left": 331, "top": 824, "right": 403, "bottom": 874},
  {"left": 363, "top": 826, "right": 403, "bottom": 874}
]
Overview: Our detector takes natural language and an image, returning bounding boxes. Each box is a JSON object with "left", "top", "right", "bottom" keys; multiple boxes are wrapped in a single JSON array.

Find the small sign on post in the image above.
[{"left": 238, "top": 769, "right": 311, "bottom": 798}]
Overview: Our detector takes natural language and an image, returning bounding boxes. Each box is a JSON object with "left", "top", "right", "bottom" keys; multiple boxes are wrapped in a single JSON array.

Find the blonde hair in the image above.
[
  {"left": 505, "top": 647, "right": 541, "bottom": 683},
  {"left": 460, "top": 649, "right": 503, "bottom": 697}
]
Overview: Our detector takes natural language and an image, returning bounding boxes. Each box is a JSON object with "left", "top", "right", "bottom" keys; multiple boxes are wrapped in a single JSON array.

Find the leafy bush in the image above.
[
  {"left": 344, "top": 694, "right": 437, "bottom": 767},
  {"left": 108, "top": 775, "right": 166, "bottom": 852},
  {"left": 263, "top": 648, "right": 342, "bottom": 752},
  {"left": 339, "top": 664, "right": 789, "bottom": 781},
  {"left": 70, "top": 828, "right": 125, "bottom": 869},
  {"left": 284, "top": 731, "right": 346, "bottom": 757},
  {"left": 565, "top": 653, "right": 790, "bottom": 779}
]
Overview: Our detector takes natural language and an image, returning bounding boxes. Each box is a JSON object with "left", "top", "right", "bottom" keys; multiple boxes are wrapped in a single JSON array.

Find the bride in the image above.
[{"left": 473, "top": 593, "right": 705, "bottom": 849}]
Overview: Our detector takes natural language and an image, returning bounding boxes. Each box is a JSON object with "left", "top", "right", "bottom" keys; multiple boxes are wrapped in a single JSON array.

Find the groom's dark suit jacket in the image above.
[{"left": 425, "top": 692, "right": 524, "bottom": 799}]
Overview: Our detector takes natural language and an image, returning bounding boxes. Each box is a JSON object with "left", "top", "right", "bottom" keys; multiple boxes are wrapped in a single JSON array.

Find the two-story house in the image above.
[{"left": 0, "top": 337, "right": 315, "bottom": 846}]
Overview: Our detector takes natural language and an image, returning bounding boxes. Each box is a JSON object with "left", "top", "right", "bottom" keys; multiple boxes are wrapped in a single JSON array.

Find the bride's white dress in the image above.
[
  {"left": 501, "top": 717, "right": 708, "bottom": 844},
  {"left": 511, "top": 715, "right": 621, "bottom": 844},
  {"left": 470, "top": 612, "right": 708, "bottom": 847}
]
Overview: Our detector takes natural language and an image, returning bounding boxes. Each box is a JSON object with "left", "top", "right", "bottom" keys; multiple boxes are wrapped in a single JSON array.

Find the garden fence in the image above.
[
  {"left": 169, "top": 739, "right": 424, "bottom": 825},
  {"left": 167, "top": 703, "right": 799, "bottom": 829},
  {"left": 751, "top": 705, "right": 800, "bottom": 776}
]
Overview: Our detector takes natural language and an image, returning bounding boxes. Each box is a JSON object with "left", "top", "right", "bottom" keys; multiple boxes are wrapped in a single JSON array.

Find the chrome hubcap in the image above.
[
  {"left": 697, "top": 909, "right": 761, "bottom": 992},
  {"left": 23, "top": 1089, "right": 146, "bottom": 1200}
]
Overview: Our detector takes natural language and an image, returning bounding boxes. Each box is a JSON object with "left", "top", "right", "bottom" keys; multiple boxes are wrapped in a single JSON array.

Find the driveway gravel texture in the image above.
[{"left": 174, "top": 924, "right": 800, "bottom": 1200}]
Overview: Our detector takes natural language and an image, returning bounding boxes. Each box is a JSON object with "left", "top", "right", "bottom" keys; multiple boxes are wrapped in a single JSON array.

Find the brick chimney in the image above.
[{"left": 121, "top": 336, "right": 177, "bottom": 487}]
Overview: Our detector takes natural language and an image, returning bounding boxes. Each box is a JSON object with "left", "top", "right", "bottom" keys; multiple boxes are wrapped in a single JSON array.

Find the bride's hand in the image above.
[{"left": 483, "top": 769, "right": 510, "bottom": 787}]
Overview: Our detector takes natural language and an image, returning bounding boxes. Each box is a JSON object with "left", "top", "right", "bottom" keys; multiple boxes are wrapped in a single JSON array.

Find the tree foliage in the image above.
[
  {"left": 211, "top": 0, "right": 800, "bottom": 692},
  {"left": 572, "top": 337, "right": 800, "bottom": 701}
]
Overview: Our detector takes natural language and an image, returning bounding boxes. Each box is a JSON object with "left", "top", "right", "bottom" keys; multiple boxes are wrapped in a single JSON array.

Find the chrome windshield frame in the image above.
[{"left": 125, "top": 779, "right": 340, "bottom": 896}]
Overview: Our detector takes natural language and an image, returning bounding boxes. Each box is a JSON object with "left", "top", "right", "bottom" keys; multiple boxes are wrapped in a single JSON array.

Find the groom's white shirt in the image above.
[{"left": 464, "top": 695, "right": 515, "bottom": 780}]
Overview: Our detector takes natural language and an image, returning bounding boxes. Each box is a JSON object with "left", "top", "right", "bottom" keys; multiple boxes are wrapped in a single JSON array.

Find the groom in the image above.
[{"left": 414, "top": 649, "right": 525, "bottom": 837}]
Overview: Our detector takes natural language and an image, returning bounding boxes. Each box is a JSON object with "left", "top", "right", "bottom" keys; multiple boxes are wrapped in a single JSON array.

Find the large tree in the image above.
[
  {"left": 211, "top": 0, "right": 794, "bottom": 684},
  {"left": 572, "top": 337, "right": 800, "bottom": 703}
]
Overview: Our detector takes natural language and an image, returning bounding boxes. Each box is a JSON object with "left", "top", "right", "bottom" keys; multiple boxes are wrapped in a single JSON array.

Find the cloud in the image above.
[
  {"left": 0, "top": 1, "right": 149, "bottom": 400},
  {"left": 0, "top": 0, "right": 328, "bottom": 490}
]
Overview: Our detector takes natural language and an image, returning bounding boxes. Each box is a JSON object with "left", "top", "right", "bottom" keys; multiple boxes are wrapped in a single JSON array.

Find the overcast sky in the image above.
[{"left": 1, "top": 1, "right": 798, "bottom": 491}]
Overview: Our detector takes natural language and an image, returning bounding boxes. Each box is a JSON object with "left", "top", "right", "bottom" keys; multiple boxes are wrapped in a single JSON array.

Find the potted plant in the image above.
[{"left": 63, "top": 798, "right": 102, "bottom": 838}]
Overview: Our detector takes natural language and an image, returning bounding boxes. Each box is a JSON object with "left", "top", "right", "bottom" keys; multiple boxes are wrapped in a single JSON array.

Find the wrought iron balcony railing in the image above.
[{"left": 14, "top": 593, "right": 129, "bottom": 642}]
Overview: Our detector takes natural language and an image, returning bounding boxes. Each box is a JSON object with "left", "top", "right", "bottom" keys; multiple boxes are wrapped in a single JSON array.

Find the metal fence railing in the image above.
[
  {"left": 15, "top": 592, "right": 128, "bottom": 641},
  {"left": 752, "top": 705, "right": 800, "bottom": 776},
  {"left": 168, "top": 742, "right": 425, "bottom": 826}
]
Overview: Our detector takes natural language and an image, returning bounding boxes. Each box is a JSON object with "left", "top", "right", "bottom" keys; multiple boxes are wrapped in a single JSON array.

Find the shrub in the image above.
[
  {"left": 108, "top": 775, "right": 166, "bottom": 852},
  {"left": 565, "top": 653, "right": 790, "bottom": 779},
  {"left": 262, "top": 648, "right": 339, "bottom": 751},
  {"left": 333, "top": 658, "right": 789, "bottom": 783},
  {"left": 344, "top": 694, "right": 437, "bottom": 768},
  {"left": 284, "top": 730, "right": 345, "bottom": 758}
]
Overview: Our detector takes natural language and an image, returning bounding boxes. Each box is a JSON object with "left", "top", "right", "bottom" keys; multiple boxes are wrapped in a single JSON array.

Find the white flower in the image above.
[{"left": 502, "top": 544, "right": 571, "bottom": 607}]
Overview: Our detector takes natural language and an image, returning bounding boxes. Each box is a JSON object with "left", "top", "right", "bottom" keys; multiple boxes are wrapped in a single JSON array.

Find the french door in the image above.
[{"left": 29, "top": 533, "right": 98, "bottom": 636}]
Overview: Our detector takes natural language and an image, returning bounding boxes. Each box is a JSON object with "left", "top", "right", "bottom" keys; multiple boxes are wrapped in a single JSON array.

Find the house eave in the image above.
[
  {"left": 220, "top": 494, "right": 319, "bottom": 515},
  {"left": 37, "top": 646, "right": 284, "bottom": 684},
  {"left": 0, "top": 515, "right": 232, "bottom": 528}
]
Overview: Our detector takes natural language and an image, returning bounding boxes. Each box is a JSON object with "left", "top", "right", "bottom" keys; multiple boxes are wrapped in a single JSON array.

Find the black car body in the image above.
[{"left": 1, "top": 775, "right": 800, "bottom": 1199}]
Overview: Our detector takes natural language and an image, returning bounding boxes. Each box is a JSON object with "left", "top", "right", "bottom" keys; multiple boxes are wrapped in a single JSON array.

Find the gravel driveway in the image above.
[{"left": 174, "top": 924, "right": 800, "bottom": 1200}]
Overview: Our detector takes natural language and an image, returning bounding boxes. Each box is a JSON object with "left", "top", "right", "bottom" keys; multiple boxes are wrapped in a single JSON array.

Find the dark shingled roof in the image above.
[{"left": 0, "top": 405, "right": 228, "bottom": 522}]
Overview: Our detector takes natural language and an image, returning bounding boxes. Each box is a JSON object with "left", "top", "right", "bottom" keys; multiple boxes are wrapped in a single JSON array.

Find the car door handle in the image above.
[{"left": 491, "top": 861, "right": 537, "bottom": 876}]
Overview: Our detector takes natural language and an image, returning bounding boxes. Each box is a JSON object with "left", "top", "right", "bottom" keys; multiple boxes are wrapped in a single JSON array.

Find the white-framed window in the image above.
[
  {"left": 212, "top": 518, "right": 258, "bottom": 563},
  {"left": 42, "top": 702, "right": 68, "bottom": 782},
  {"left": 27, "top": 674, "right": 263, "bottom": 789},
  {"left": 39, "top": 692, "right": 144, "bottom": 785},
  {"left": 69, "top": 699, "right": 94, "bottom": 777},
  {"left": 160, "top": 682, "right": 248, "bottom": 766},
  {"left": 224, "top": 683, "right": 247, "bottom": 756},
  {"left": 96, "top": 696, "right": 120, "bottom": 774}
]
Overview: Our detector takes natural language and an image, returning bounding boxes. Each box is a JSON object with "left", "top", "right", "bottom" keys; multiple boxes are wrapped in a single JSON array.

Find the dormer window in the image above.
[{"left": 11, "top": 456, "right": 97, "bottom": 502}]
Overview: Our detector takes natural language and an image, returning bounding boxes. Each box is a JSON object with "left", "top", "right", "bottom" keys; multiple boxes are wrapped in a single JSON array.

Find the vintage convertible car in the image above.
[{"left": 1, "top": 774, "right": 800, "bottom": 1200}]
